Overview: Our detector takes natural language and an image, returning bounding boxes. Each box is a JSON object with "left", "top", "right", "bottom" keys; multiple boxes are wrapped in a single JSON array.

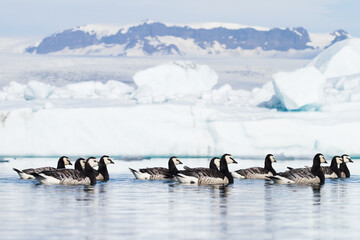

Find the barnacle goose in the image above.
[
  {"left": 317, "top": 156, "right": 343, "bottom": 179},
  {"left": 129, "top": 156, "right": 182, "bottom": 180},
  {"left": 232, "top": 154, "right": 277, "bottom": 179},
  {"left": 13, "top": 156, "right": 72, "bottom": 179},
  {"left": 339, "top": 154, "right": 353, "bottom": 178},
  {"left": 175, "top": 154, "right": 238, "bottom": 185},
  {"left": 268, "top": 153, "right": 327, "bottom": 184},
  {"left": 74, "top": 158, "right": 86, "bottom": 173},
  {"left": 31, "top": 157, "right": 99, "bottom": 185},
  {"left": 95, "top": 155, "right": 114, "bottom": 181}
]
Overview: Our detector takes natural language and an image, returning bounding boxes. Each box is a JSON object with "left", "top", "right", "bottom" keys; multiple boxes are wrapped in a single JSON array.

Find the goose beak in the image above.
[
  {"left": 109, "top": 159, "right": 115, "bottom": 164},
  {"left": 233, "top": 159, "right": 238, "bottom": 164},
  {"left": 178, "top": 160, "right": 183, "bottom": 165},
  {"left": 68, "top": 161, "right": 72, "bottom": 165},
  {"left": 349, "top": 159, "right": 353, "bottom": 163},
  {"left": 324, "top": 160, "right": 328, "bottom": 164}
]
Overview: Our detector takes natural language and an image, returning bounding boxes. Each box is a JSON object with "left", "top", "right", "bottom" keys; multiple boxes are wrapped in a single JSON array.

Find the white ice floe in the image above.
[
  {"left": 272, "top": 66, "right": 325, "bottom": 110},
  {"left": 133, "top": 61, "right": 218, "bottom": 100}
]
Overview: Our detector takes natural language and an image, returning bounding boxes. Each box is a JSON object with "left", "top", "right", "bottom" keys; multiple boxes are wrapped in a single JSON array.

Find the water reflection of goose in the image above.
[
  {"left": 31, "top": 157, "right": 99, "bottom": 185},
  {"left": 129, "top": 156, "right": 182, "bottom": 180},
  {"left": 268, "top": 153, "right": 327, "bottom": 184},
  {"left": 95, "top": 155, "right": 114, "bottom": 181},
  {"left": 175, "top": 154, "right": 237, "bottom": 185},
  {"left": 232, "top": 154, "right": 277, "bottom": 179},
  {"left": 13, "top": 156, "right": 72, "bottom": 179},
  {"left": 339, "top": 154, "right": 353, "bottom": 178}
]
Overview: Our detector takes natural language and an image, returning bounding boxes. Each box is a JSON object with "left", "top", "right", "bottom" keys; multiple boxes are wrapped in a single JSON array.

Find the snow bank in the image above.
[
  {"left": 1, "top": 104, "right": 359, "bottom": 156},
  {"left": 272, "top": 67, "right": 325, "bottom": 110},
  {"left": 133, "top": 61, "right": 218, "bottom": 100},
  {"left": 0, "top": 80, "right": 134, "bottom": 101}
]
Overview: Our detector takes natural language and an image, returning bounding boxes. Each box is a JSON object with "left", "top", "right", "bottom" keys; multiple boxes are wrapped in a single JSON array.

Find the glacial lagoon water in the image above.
[{"left": 1, "top": 157, "right": 360, "bottom": 239}]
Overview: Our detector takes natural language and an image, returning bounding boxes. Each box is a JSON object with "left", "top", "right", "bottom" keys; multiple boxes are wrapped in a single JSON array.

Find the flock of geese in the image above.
[
  {"left": 13, "top": 156, "right": 114, "bottom": 185},
  {"left": 12, "top": 153, "right": 353, "bottom": 186}
]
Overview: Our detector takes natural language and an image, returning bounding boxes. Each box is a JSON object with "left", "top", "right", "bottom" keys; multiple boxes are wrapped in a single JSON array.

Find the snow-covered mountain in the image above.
[{"left": 25, "top": 21, "right": 349, "bottom": 57}]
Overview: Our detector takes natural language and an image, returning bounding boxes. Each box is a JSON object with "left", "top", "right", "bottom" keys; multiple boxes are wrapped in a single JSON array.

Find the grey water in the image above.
[{"left": 1, "top": 157, "right": 360, "bottom": 239}]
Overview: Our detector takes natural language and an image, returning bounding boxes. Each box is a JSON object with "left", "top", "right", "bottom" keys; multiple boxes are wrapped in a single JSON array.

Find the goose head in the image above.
[
  {"left": 342, "top": 154, "right": 353, "bottom": 163},
  {"left": 222, "top": 154, "right": 238, "bottom": 164},
  {"left": 99, "top": 155, "right": 115, "bottom": 165},
  {"left": 74, "top": 158, "right": 86, "bottom": 171},
  {"left": 311, "top": 154, "right": 327, "bottom": 173},
  {"left": 265, "top": 154, "right": 276, "bottom": 164},
  {"left": 61, "top": 156, "right": 72, "bottom": 166},
  {"left": 170, "top": 156, "right": 183, "bottom": 165},
  {"left": 333, "top": 156, "right": 343, "bottom": 165},
  {"left": 211, "top": 157, "right": 221, "bottom": 169},
  {"left": 86, "top": 157, "right": 99, "bottom": 168}
]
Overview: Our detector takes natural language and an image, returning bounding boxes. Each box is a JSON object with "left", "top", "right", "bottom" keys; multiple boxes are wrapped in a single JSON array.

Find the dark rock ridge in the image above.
[{"left": 26, "top": 22, "right": 349, "bottom": 56}]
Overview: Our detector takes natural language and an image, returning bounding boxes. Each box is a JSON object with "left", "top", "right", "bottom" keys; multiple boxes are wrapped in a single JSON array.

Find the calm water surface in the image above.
[{"left": 0, "top": 157, "right": 360, "bottom": 239}]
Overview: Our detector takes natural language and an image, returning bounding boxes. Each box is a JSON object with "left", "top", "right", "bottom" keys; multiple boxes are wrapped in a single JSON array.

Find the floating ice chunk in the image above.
[
  {"left": 50, "top": 80, "right": 134, "bottom": 99},
  {"left": 0, "top": 81, "right": 26, "bottom": 100},
  {"left": 133, "top": 61, "right": 218, "bottom": 99},
  {"left": 272, "top": 66, "right": 326, "bottom": 110},
  {"left": 24, "top": 80, "right": 53, "bottom": 100},
  {"left": 251, "top": 82, "right": 275, "bottom": 106},
  {"left": 310, "top": 38, "right": 360, "bottom": 78},
  {"left": 100, "top": 80, "right": 134, "bottom": 98}
]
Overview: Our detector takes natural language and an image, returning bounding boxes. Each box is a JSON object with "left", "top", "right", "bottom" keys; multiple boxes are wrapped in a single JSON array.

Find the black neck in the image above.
[
  {"left": 98, "top": 164, "right": 109, "bottom": 181},
  {"left": 330, "top": 158, "right": 341, "bottom": 177},
  {"left": 339, "top": 163, "right": 350, "bottom": 177},
  {"left": 265, "top": 160, "right": 276, "bottom": 175},
  {"left": 74, "top": 161, "right": 84, "bottom": 173},
  {"left": 220, "top": 156, "right": 234, "bottom": 184},
  {"left": 168, "top": 160, "right": 179, "bottom": 175},
  {"left": 311, "top": 159, "right": 325, "bottom": 184},
  {"left": 209, "top": 159, "right": 219, "bottom": 170},
  {"left": 84, "top": 163, "right": 97, "bottom": 185},
  {"left": 57, "top": 159, "right": 65, "bottom": 169}
]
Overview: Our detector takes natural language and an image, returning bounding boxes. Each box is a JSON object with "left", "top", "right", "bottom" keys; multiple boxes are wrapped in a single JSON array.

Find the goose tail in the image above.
[
  {"left": 13, "top": 168, "right": 35, "bottom": 179},
  {"left": 129, "top": 168, "right": 150, "bottom": 180}
]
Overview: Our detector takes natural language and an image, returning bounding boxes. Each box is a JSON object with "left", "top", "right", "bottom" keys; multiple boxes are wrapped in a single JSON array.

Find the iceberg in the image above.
[
  {"left": 272, "top": 67, "right": 325, "bottom": 110},
  {"left": 133, "top": 61, "right": 218, "bottom": 100},
  {"left": 310, "top": 38, "right": 360, "bottom": 78},
  {"left": 269, "top": 38, "right": 360, "bottom": 111}
]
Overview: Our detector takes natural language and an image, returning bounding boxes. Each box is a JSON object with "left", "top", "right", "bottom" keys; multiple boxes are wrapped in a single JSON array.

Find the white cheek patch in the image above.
[
  {"left": 336, "top": 157, "right": 342, "bottom": 164},
  {"left": 104, "top": 157, "right": 111, "bottom": 164},
  {"left": 270, "top": 156, "right": 275, "bottom": 162},
  {"left": 89, "top": 159, "right": 98, "bottom": 167},
  {"left": 225, "top": 155, "right": 234, "bottom": 164},
  {"left": 214, "top": 159, "right": 220, "bottom": 168},
  {"left": 320, "top": 155, "right": 326, "bottom": 163},
  {"left": 173, "top": 158, "right": 180, "bottom": 165}
]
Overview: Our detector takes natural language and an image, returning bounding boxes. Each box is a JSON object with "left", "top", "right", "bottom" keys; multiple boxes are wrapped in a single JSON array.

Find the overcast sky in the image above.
[{"left": 0, "top": 0, "right": 359, "bottom": 37}]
